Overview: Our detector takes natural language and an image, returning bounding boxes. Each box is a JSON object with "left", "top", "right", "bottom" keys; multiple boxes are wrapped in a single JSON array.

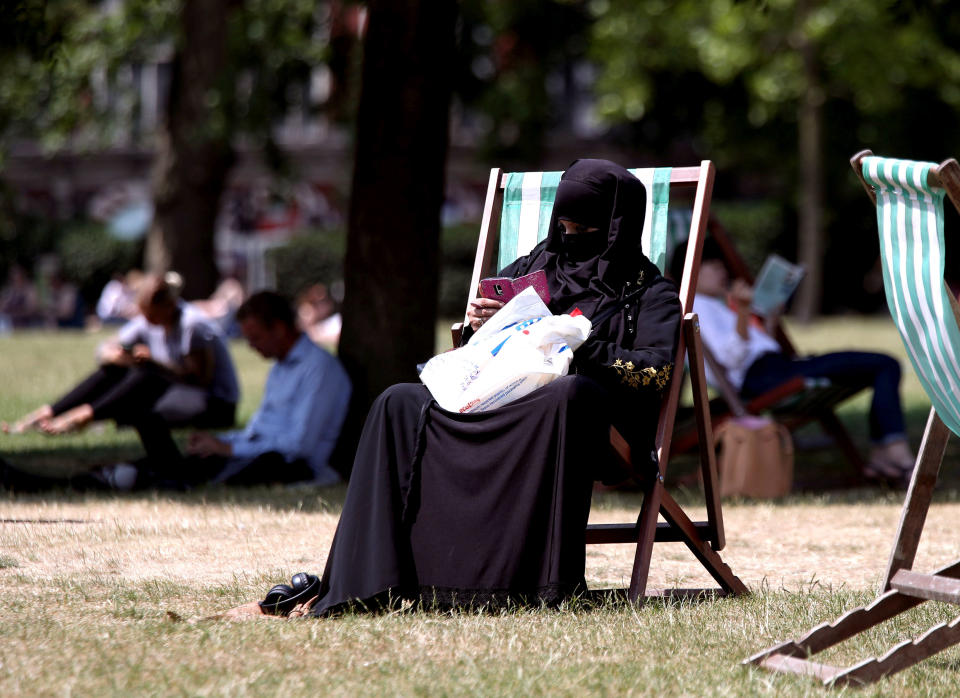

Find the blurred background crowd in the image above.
[{"left": 2, "top": 1, "right": 960, "bottom": 411}]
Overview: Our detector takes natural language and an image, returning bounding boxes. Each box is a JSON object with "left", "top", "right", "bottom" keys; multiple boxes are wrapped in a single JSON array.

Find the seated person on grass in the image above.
[
  {"left": 671, "top": 238, "right": 915, "bottom": 487},
  {"left": 1, "top": 274, "right": 238, "bottom": 484},
  {"left": 0, "top": 291, "right": 351, "bottom": 491},
  {"left": 169, "top": 290, "right": 351, "bottom": 489}
]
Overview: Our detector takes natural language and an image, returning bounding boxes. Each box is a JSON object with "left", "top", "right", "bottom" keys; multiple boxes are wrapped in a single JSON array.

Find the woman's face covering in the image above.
[{"left": 557, "top": 218, "right": 605, "bottom": 262}]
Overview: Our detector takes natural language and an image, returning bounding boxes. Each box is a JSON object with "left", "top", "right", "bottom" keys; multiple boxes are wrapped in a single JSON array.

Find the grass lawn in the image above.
[{"left": 3, "top": 317, "right": 960, "bottom": 695}]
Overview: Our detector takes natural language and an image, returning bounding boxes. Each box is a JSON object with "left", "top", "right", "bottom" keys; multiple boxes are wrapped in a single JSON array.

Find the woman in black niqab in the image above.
[{"left": 305, "top": 159, "right": 681, "bottom": 617}]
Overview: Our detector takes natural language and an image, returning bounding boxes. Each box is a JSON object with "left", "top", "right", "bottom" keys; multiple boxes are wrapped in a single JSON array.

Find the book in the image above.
[
  {"left": 750, "top": 254, "right": 806, "bottom": 316},
  {"left": 478, "top": 269, "right": 551, "bottom": 305}
]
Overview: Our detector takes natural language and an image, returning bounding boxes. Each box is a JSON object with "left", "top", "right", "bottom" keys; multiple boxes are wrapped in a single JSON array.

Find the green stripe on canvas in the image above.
[
  {"left": 499, "top": 172, "right": 525, "bottom": 271},
  {"left": 649, "top": 167, "right": 673, "bottom": 273},
  {"left": 862, "top": 155, "right": 960, "bottom": 436}
]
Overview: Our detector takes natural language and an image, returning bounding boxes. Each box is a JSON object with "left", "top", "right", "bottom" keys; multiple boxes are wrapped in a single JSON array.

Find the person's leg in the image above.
[
  {"left": 151, "top": 386, "right": 235, "bottom": 431},
  {"left": 3, "top": 365, "right": 130, "bottom": 433},
  {"left": 45, "top": 365, "right": 174, "bottom": 434},
  {"left": 131, "top": 412, "right": 183, "bottom": 473},
  {"left": 220, "top": 452, "right": 314, "bottom": 486},
  {"left": 782, "top": 351, "right": 906, "bottom": 443},
  {"left": 128, "top": 386, "right": 233, "bottom": 482},
  {"left": 131, "top": 453, "right": 228, "bottom": 490},
  {"left": 743, "top": 350, "right": 912, "bottom": 484},
  {"left": 49, "top": 364, "right": 131, "bottom": 415}
]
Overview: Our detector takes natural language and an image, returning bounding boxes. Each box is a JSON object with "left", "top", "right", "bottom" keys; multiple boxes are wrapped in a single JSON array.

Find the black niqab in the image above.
[{"left": 542, "top": 159, "right": 650, "bottom": 319}]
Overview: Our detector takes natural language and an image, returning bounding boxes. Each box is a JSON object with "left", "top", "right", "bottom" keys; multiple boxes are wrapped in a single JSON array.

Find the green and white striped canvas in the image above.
[
  {"left": 498, "top": 167, "right": 674, "bottom": 273},
  {"left": 862, "top": 156, "right": 960, "bottom": 437}
]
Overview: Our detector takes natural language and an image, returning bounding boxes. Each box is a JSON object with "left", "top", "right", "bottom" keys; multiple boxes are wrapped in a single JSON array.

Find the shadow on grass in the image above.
[
  {"left": 6, "top": 399, "right": 960, "bottom": 513},
  {"left": 0, "top": 479, "right": 349, "bottom": 515}
]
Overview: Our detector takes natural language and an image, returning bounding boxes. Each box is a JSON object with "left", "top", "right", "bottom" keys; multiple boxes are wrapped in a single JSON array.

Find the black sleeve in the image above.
[{"left": 571, "top": 277, "right": 682, "bottom": 400}]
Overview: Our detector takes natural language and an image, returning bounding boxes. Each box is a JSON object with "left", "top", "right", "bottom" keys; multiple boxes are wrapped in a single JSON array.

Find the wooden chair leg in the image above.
[
  {"left": 659, "top": 492, "right": 748, "bottom": 595},
  {"left": 627, "top": 474, "right": 663, "bottom": 602},
  {"left": 684, "top": 316, "right": 724, "bottom": 550},
  {"left": 883, "top": 406, "right": 951, "bottom": 589}
]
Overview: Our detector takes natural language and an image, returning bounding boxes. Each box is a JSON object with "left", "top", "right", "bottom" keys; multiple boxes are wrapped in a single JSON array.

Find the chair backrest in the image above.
[
  {"left": 858, "top": 154, "right": 960, "bottom": 437},
  {"left": 464, "top": 162, "right": 715, "bottom": 468},
  {"left": 497, "top": 168, "right": 674, "bottom": 273}
]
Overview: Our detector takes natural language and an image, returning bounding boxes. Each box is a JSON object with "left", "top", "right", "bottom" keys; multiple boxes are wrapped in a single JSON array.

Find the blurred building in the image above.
[{"left": 0, "top": 3, "right": 629, "bottom": 291}]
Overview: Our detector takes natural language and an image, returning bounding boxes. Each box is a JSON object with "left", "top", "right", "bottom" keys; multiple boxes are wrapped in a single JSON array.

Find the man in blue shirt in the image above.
[
  {"left": 183, "top": 291, "right": 351, "bottom": 486},
  {"left": 0, "top": 291, "right": 352, "bottom": 492}
]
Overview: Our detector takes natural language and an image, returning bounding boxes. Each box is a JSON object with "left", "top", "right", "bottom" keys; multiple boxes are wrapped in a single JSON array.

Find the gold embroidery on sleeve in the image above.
[{"left": 611, "top": 359, "right": 673, "bottom": 390}]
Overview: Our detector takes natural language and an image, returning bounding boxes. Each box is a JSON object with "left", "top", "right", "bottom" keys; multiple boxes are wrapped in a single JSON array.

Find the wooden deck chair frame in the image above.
[
  {"left": 670, "top": 219, "right": 869, "bottom": 479},
  {"left": 453, "top": 162, "right": 747, "bottom": 602},
  {"left": 747, "top": 150, "right": 960, "bottom": 687}
]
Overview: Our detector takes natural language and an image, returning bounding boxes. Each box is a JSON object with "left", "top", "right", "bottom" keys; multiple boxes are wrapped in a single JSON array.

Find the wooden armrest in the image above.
[{"left": 451, "top": 322, "right": 464, "bottom": 348}]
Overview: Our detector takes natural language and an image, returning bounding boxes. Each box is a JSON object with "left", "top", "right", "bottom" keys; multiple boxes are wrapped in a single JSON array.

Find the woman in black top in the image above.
[{"left": 307, "top": 159, "right": 682, "bottom": 615}]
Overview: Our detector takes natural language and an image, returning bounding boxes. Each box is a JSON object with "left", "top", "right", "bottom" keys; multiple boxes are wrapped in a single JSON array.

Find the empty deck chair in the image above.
[{"left": 747, "top": 150, "right": 960, "bottom": 686}]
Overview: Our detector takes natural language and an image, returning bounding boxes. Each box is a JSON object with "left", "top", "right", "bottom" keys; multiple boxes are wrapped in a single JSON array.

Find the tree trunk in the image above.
[
  {"left": 338, "top": 0, "right": 456, "bottom": 420},
  {"left": 792, "top": 2, "right": 824, "bottom": 322},
  {"left": 145, "top": 0, "right": 234, "bottom": 300}
]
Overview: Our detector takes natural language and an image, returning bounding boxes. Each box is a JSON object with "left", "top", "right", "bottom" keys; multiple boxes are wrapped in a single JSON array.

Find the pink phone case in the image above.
[{"left": 479, "top": 269, "right": 550, "bottom": 304}]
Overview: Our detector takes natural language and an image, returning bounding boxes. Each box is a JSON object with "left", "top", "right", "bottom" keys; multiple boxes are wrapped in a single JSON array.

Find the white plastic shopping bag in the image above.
[{"left": 420, "top": 287, "right": 592, "bottom": 413}]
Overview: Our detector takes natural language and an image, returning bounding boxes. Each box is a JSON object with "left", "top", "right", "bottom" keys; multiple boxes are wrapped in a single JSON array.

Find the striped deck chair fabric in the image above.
[
  {"left": 748, "top": 153, "right": 960, "bottom": 687},
  {"left": 498, "top": 167, "right": 674, "bottom": 272},
  {"left": 860, "top": 155, "right": 960, "bottom": 436}
]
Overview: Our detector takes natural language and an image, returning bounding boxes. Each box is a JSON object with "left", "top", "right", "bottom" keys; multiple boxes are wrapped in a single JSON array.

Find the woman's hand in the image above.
[
  {"left": 729, "top": 279, "right": 754, "bottom": 311},
  {"left": 131, "top": 343, "right": 152, "bottom": 362},
  {"left": 729, "top": 279, "right": 754, "bottom": 341},
  {"left": 99, "top": 342, "right": 129, "bottom": 366},
  {"left": 467, "top": 298, "right": 505, "bottom": 332},
  {"left": 187, "top": 431, "right": 233, "bottom": 458}
]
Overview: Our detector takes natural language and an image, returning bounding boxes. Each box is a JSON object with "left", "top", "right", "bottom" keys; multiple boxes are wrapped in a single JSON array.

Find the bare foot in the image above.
[
  {"left": 41, "top": 405, "right": 94, "bottom": 435},
  {"left": 3, "top": 405, "right": 54, "bottom": 434}
]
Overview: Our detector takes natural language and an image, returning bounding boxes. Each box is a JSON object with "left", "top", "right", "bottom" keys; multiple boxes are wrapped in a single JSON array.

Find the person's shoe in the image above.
[
  {"left": 98, "top": 463, "right": 140, "bottom": 491},
  {"left": 863, "top": 457, "right": 913, "bottom": 489}
]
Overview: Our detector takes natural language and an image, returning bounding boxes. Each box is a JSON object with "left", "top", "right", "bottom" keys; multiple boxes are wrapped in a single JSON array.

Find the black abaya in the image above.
[
  {"left": 309, "top": 160, "right": 682, "bottom": 615},
  {"left": 313, "top": 377, "right": 609, "bottom": 616}
]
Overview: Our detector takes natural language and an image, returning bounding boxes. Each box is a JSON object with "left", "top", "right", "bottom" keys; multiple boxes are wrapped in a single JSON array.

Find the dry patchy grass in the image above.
[{"left": 3, "top": 489, "right": 960, "bottom": 695}]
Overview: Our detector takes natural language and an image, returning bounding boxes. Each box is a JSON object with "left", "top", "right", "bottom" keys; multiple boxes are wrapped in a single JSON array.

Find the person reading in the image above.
[
  {"left": 226, "top": 158, "right": 683, "bottom": 618},
  {"left": 674, "top": 238, "right": 915, "bottom": 487}
]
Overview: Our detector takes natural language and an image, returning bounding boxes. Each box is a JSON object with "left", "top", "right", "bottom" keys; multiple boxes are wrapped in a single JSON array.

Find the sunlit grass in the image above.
[{"left": 2, "top": 318, "right": 960, "bottom": 694}]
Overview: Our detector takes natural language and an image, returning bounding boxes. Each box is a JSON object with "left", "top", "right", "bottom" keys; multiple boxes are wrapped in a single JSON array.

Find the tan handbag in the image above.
[{"left": 713, "top": 416, "right": 794, "bottom": 498}]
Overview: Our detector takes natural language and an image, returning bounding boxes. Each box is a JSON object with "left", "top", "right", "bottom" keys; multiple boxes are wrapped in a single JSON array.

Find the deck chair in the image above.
[
  {"left": 747, "top": 150, "right": 960, "bottom": 686},
  {"left": 452, "top": 162, "right": 748, "bottom": 602},
  {"left": 670, "top": 220, "right": 870, "bottom": 479}
]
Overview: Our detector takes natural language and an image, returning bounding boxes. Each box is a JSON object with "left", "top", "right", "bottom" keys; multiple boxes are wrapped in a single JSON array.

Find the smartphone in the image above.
[{"left": 478, "top": 269, "right": 550, "bottom": 304}]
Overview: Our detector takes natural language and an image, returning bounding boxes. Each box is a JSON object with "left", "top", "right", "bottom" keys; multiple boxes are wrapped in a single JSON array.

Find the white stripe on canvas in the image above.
[{"left": 517, "top": 172, "right": 543, "bottom": 258}]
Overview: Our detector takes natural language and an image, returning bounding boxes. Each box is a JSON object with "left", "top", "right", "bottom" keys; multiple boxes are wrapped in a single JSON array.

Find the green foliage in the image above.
[
  {"left": 711, "top": 200, "right": 784, "bottom": 273},
  {"left": 268, "top": 223, "right": 479, "bottom": 317},
  {"left": 55, "top": 221, "right": 142, "bottom": 303},
  {"left": 268, "top": 227, "right": 345, "bottom": 300},
  {"left": 0, "top": 0, "right": 331, "bottom": 158},
  {"left": 456, "top": 0, "right": 593, "bottom": 163},
  {"left": 0, "top": 183, "right": 56, "bottom": 281},
  {"left": 438, "top": 222, "right": 480, "bottom": 317},
  {"left": 590, "top": 1, "right": 960, "bottom": 156}
]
